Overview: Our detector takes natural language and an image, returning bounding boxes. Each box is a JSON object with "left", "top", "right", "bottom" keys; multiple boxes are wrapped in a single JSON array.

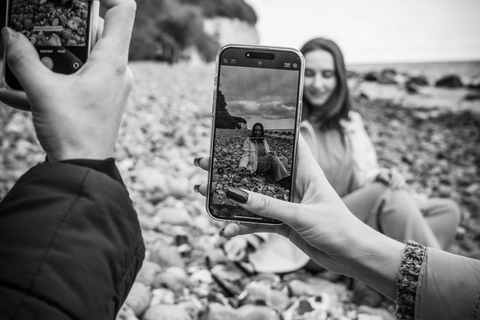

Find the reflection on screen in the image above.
[
  {"left": 210, "top": 65, "right": 300, "bottom": 221},
  {"left": 9, "top": 0, "right": 89, "bottom": 47}
]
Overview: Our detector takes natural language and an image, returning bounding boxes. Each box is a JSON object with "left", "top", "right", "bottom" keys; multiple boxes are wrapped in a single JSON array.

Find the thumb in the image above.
[
  {"left": 2, "top": 27, "right": 50, "bottom": 91},
  {"left": 227, "top": 187, "right": 298, "bottom": 225}
]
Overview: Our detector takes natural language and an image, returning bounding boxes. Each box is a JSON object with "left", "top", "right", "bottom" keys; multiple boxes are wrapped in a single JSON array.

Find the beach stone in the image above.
[
  {"left": 150, "top": 288, "right": 175, "bottom": 305},
  {"left": 435, "top": 74, "right": 463, "bottom": 88},
  {"left": 406, "top": 75, "right": 429, "bottom": 86},
  {"left": 136, "top": 168, "right": 168, "bottom": 192},
  {"left": 149, "top": 241, "right": 185, "bottom": 268},
  {"left": 154, "top": 266, "right": 190, "bottom": 294},
  {"left": 142, "top": 304, "right": 191, "bottom": 320},
  {"left": 237, "top": 305, "right": 279, "bottom": 320},
  {"left": 116, "top": 304, "right": 139, "bottom": 320},
  {"left": 136, "top": 260, "right": 162, "bottom": 287},
  {"left": 156, "top": 206, "right": 193, "bottom": 226},
  {"left": 205, "top": 303, "right": 239, "bottom": 320},
  {"left": 125, "top": 282, "right": 152, "bottom": 317},
  {"left": 288, "top": 279, "right": 315, "bottom": 296},
  {"left": 168, "top": 176, "right": 191, "bottom": 198}
]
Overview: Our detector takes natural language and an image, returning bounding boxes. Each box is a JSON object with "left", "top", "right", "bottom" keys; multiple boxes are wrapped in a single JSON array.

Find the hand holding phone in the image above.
[
  {"left": 3, "top": 0, "right": 99, "bottom": 90},
  {"left": 207, "top": 45, "right": 305, "bottom": 225},
  {"left": 0, "top": 0, "right": 135, "bottom": 161}
]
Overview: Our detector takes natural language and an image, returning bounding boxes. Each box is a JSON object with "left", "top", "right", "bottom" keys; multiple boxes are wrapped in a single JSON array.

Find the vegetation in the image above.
[{"left": 0, "top": 0, "right": 256, "bottom": 63}]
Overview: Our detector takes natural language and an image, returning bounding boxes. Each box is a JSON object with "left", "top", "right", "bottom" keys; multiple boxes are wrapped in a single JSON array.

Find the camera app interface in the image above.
[
  {"left": 210, "top": 62, "right": 300, "bottom": 222},
  {"left": 9, "top": 0, "right": 90, "bottom": 47},
  {"left": 8, "top": 0, "right": 91, "bottom": 75}
]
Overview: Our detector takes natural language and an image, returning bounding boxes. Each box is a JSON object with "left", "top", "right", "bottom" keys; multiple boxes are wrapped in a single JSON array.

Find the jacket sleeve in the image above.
[
  {"left": 416, "top": 248, "right": 480, "bottom": 320},
  {"left": 0, "top": 162, "right": 145, "bottom": 320}
]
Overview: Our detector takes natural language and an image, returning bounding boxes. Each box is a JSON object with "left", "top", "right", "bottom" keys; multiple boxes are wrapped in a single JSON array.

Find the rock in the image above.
[
  {"left": 167, "top": 176, "right": 191, "bottom": 198},
  {"left": 204, "top": 17, "right": 259, "bottom": 47},
  {"left": 464, "top": 92, "right": 480, "bottom": 101},
  {"left": 116, "top": 304, "right": 139, "bottom": 320},
  {"left": 237, "top": 305, "right": 279, "bottom": 320},
  {"left": 136, "top": 168, "right": 168, "bottom": 192},
  {"left": 288, "top": 279, "right": 315, "bottom": 296},
  {"left": 125, "top": 282, "right": 152, "bottom": 317},
  {"left": 204, "top": 303, "right": 239, "bottom": 320},
  {"left": 406, "top": 75, "right": 429, "bottom": 86},
  {"left": 136, "top": 260, "right": 162, "bottom": 287},
  {"left": 149, "top": 241, "right": 185, "bottom": 268},
  {"left": 156, "top": 206, "right": 193, "bottom": 226},
  {"left": 142, "top": 304, "right": 192, "bottom": 320},
  {"left": 435, "top": 74, "right": 463, "bottom": 88},
  {"left": 154, "top": 266, "right": 190, "bottom": 294},
  {"left": 150, "top": 288, "right": 175, "bottom": 305}
]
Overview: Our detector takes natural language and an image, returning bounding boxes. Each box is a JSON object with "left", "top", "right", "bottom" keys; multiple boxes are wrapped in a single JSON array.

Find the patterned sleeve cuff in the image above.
[{"left": 395, "top": 240, "right": 427, "bottom": 320}]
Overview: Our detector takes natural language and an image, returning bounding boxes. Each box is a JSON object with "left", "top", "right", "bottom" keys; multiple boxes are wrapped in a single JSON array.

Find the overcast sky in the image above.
[
  {"left": 244, "top": 0, "right": 480, "bottom": 64},
  {"left": 220, "top": 66, "right": 299, "bottom": 129}
]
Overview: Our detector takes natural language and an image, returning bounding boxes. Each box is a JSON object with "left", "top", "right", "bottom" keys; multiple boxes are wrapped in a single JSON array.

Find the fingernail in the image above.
[
  {"left": 226, "top": 187, "right": 248, "bottom": 204},
  {"left": 193, "top": 157, "right": 203, "bottom": 167},
  {"left": 193, "top": 184, "right": 200, "bottom": 193},
  {"left": 1, "top": 27, "right": 18, "bottom": 45},
  {"left": 219, "top": 228, "right": 226, "bottom": 238}
]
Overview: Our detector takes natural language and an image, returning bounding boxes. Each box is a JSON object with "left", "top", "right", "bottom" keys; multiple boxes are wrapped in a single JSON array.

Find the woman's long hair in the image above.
[
  {"left": 250, "top": 122, "right": 265, "bottom": 141},
  {"left": 300, "top": 38, "right": 352, "bottom": 131}
]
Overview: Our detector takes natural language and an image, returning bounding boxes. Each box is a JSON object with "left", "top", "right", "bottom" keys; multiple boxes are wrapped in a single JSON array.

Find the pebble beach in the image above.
[{"left": 1, "top": 61, "right": 479, "bottom": 320}]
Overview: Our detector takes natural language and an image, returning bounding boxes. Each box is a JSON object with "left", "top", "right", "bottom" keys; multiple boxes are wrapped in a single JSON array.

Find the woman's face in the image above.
[
  {"left": 303, "top": 49, "right": 337, "bottom": 108},
  {"left": 253, "top": 125, "right": 262, "bottom": 137}
]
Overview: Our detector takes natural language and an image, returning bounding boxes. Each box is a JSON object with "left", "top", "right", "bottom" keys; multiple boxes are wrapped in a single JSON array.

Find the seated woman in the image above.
[
  {"left": 238, "top": 122, "right": 290, "bottom": 185},
  {"left": 223, "top": 38, "right": 460, "bottom": 280}
]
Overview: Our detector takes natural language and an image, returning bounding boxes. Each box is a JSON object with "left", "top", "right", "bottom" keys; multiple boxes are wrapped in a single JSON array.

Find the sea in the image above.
[{"left": 347, "top": 60, "right": 480, "bottom": 83}]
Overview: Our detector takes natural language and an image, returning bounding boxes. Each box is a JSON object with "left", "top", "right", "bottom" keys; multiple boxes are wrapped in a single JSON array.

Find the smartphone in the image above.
[
  {"left": 207, "top": 45, "right": 305, "bottom": 225},
  {"left": 3, "top": 0, "right": 99, "bottom": 90}
]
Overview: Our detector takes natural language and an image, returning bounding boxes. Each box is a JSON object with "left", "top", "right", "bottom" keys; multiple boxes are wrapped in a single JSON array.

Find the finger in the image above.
[
  {"left": 195, "top": 183, "right": 208, "bottom": 197},
  {"left": 2, "top": 28, "right": 52, "bottom": 93},
  {"left": 193, "top": 156, "right": 210, "bottom": 171},
  {"left": 0, "top": 90, "right": 30, "bottom": 111},
  {"left": 95, "top": 17, "right": 105, "bottom": 45},
  {"left": 222, "top": 223, "right": 277, "bottom": 239},
  {"left": 91, "top": 0, "right": 136, "bottom": 64}
]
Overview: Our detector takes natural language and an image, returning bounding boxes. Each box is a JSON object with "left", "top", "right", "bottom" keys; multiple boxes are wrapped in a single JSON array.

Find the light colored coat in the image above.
[{"left": 238, "top": 138, "right": 270, "bottom": 173}]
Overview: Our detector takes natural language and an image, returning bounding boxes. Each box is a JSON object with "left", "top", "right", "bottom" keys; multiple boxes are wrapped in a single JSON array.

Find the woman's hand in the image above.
[
  {"left": 196, "top": 137, "right": 364, "bottom": 273},
  {"left": 0, "top": 0, "right": 136, "bottom": 161},
  {"left": 376, "top": 168, "right": 406, "bottom": 190},
  {"left": 194, "top": 136, "right": 404, "bottom": 301},
  {"left": 223, "top": 237, "right": 248, "bottom": 261}
]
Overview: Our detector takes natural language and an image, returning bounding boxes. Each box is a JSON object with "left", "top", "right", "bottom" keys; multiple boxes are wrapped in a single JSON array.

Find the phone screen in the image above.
[
  {"left": 4, "top": 0, "right": 95, "bottom": 90},
  {"left": 208, "top": 46, "right": 304, "bottom": 224}
]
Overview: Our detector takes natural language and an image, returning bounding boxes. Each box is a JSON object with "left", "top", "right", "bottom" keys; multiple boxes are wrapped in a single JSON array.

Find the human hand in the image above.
[
  {"left": 0, "top": 0, "right": 136, "bottom": 162},
  {"left": 194, "top": 136, "right": 404, "bottom": 300},
  {"left": 194, "top": 136, "right": 367, "bottom": 274},
  {"left": 376, "top": 168, "right": 406, "bottom": 190},
  {"left": 223, "top": 237, "right": 248, "bottom": 261}
]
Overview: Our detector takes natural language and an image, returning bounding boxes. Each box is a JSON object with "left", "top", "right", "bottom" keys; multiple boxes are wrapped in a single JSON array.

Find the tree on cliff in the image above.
[{"left": 215, "top": 89, "right": 238, "bottom": 129}]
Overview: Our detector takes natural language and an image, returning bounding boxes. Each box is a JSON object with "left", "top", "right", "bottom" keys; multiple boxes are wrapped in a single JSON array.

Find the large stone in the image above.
[
  {"left": 125, "top": 282, "right": 152, "bottom": 317},
  {"left": 136, "top": 260, "right": 162, "bottom": 287},
  {"left": 435, "top": 74, "right": 463, "bottom": 88},
  {"left": 142, "top": 304, "right": 192, "bottom": 320},
  {"left": 237, "top": 305, "right": 279, "bottom": 320},
  {"left": 149, "top": 241, "right": 185, "bottom": 268},
  {"left": 204, "top": 303, "right": 239, "bottom": 320},
  {"left": 156, "top": 206, "right": 193, "bottom": 226}
]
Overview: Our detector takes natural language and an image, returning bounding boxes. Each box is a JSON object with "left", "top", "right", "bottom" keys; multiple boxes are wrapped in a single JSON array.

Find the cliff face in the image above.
[{"left": 204, "top": 17, "right": 260, "bottom": 46}]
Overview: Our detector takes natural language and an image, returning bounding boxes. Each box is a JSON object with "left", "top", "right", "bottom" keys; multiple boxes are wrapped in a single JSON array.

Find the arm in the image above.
[
  {"left": 415, "top": 248, "right": 480, "bottom": 320},
  {"left": 193, "top": 137, "right": 478, "bottom": 319},
  {"left": 0, "top": 0, "right": 141, "bottom": 318},
  {"left": 0, "top": 161, "right": 144, "bottom": 319}
]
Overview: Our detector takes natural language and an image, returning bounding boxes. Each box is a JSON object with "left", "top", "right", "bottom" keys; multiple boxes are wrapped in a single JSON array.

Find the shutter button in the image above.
[{"left": 40, "top": 57, "right": 54, "bottom": 70}]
